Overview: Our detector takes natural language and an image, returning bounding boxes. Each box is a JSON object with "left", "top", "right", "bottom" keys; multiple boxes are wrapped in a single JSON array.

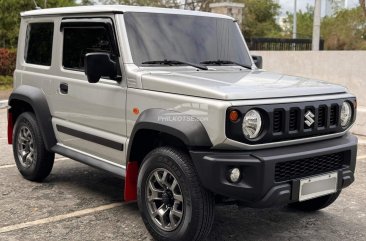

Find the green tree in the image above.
[
  {"left": 359, "top": 0, "right": 366, "bottom": 16},
  {"left": 321, "top": 7, "right": 366, "bottom": 50},
  {"left": 102, "top": 0, "right": 180, "bottom": 8},
  {"left": 182, "top": 0, "right": 281, "bottom": 36},
  {"left": 181, "top": 0, "right": 212, "bottom": 11},
  {"left": 0, "top": 0, "right": 76, "bottom": 48},
  {"left": 102, "top": 0, "right": 281, "bottom": 38},
  {"left": 284, "top": 5, "right": 314, "bottom": 38},
  {"left": 80, "top": 0, "right": 95, "bottom": 5},
  {"left": 240, "top": 0, "right": 281, "bottom": 38}
]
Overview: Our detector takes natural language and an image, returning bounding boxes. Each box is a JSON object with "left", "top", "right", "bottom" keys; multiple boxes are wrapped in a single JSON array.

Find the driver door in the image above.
[{"left": 50, "top": 17, "right": 127, "bottom": 166}]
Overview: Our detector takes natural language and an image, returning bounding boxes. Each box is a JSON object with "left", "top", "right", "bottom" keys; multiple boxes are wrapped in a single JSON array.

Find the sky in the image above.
[{"left": 279, "top": 0, "right": 360, "bottom": 16}]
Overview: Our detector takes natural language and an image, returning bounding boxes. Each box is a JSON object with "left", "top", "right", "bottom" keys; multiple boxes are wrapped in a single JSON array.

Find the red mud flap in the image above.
[
  {"left": 7, "top": 110, "right": 13, "bottom": 144},
  {"left": 124, "top": 161, "right": 139, "bottom": 202}
]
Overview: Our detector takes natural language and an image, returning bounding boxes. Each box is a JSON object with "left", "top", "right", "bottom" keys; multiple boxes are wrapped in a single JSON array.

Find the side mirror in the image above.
[
  {"left": 252, "top": 55, "right": 263, "bottom": 69},
  {"left": 85, "top": 53, "right": 117, "bottom": 83}
]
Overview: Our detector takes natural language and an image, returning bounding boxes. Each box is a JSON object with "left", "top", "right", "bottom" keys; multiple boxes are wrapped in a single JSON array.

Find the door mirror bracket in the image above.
[{"left": 251, "top": 55, "right": 263, "bottom": 69}]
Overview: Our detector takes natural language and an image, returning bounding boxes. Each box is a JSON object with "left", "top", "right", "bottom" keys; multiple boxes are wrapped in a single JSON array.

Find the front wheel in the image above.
[
  {"left": 137, "top": 147, "right": 215, "bottom": 241},
  {"left": 288, "top": 191, "right": 341, "bottom": 212},
  {"left": 12, "top": 112, "right": 55, "bottom": 181}
]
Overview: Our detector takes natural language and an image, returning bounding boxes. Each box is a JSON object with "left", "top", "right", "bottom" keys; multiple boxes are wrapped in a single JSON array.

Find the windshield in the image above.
[{"left": 124, "top": 12, "right": 252, "bottom": 67}]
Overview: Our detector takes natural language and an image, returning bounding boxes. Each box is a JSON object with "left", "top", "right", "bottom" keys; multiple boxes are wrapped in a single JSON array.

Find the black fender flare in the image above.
[
  {"left": 9, "top": 85, "right": 56, "bottom": 151},
  {"left": 126, "top": 108, "right": 212, "bottom": 161}
]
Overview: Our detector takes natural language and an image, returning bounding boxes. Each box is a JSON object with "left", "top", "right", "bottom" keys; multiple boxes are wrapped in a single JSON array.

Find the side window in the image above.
[
  {"left": 63, "top": 27, "right": 113, "bottom": 70},
  {"left": 25, "top": 22, "right": 54, "bottom": 66}
]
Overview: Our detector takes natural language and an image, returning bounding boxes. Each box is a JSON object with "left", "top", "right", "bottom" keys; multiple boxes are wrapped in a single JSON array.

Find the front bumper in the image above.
[{"left": 190, "top": 134, "right": 357, "bottom": 208}]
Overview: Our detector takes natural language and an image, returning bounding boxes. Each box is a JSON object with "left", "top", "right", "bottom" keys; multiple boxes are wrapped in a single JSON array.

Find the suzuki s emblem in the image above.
[{"left": 304, "top": 110, "right": 315, "bottom": 127}]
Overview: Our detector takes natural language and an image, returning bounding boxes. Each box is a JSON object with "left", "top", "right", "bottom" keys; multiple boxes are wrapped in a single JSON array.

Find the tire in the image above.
[
  {"left": 137, "top": 147, "right": 215, "bottom": 241},
  {"left": 288, "top": 191, "right": 341, "bottom": 212},
  {"left": 12, "top": 112, "right": 55, "bottom": 182}
]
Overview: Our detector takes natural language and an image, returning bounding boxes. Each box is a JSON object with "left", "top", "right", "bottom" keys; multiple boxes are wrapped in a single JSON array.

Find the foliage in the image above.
[
  {"left": 102, "top": 0, "right": 180, "bottom": 8},
  {"left": 321, "top": 7, "right": 366, "bottom": 50},
  {"left": 176, "top": 0, "right": 282, "bottom": 37},
  {"left": 0, "top": 0, "right": 77, "bottom": 48},
  {"left": 0, "top": 75, "right": 13, "bottom": 89},
  {"left": 102, "top": 0, "right": 282, "bottom": 38},
  {"left": 181, "top": 0, "right": 211, "bottom": 11},
  {"left": 360, "top": 0, "right": 366, "bottom": 16},
  {"left": 283, "top": 5, "right": 314, "bottom": 38},
  {"left": 239, "top": 0, "right": 282, "bottom": 39},
  {"left": 283, "top": 5, "right": 366, "bottom": 50},
  {"left": 0, "top": 48, "right": 16, "bottom": 76},
  {"left": 81, "top": 0, "right": 95, "bottom": 5}
]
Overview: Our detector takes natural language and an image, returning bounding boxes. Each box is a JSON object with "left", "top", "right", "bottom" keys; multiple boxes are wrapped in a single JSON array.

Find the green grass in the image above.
[{"left": 0, "top": 75, "right": 13, "bottom": 90}]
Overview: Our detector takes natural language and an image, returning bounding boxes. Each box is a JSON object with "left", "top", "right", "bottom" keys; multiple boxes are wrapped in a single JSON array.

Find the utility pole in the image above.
[
  {"left": 312, "top": 0, "right": 321, "bottom": 50},
  {"left": 293, "top": 0, "right": 297, "bottom": 39}
]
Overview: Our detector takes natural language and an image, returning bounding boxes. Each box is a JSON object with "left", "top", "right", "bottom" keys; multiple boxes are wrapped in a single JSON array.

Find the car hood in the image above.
[{"left": 141, "top": 69, "right": 347, "bottom": 100}]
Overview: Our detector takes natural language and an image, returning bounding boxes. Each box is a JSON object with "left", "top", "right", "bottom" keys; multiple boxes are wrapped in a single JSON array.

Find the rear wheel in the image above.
[
  {"left": 137, "top": 147, "right": 215, "bottom": 241},
  {"left": 288, "top": 191, "right": 341, "bottom": 212},
  {"left": 13, "top": 112, "right": 54, "bottom": 181}
]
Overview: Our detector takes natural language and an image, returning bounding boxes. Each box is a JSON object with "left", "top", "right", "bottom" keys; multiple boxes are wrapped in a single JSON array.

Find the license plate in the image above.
[{"left": 299, "top": 172, "right": 338, "bottom": 202}]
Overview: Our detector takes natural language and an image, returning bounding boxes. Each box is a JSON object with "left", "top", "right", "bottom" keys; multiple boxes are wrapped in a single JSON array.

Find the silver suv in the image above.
[{"left": 8, "top": 5, "right": 357, "bottom": 241}]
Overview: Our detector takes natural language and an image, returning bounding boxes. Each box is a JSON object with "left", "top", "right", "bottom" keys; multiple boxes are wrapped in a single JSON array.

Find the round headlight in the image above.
[
  {"left": 340, "top": 102, "right": 352, "bottom": 127},
  {"left": 242, "top": 110, "right": 262, "bottom": 139}
]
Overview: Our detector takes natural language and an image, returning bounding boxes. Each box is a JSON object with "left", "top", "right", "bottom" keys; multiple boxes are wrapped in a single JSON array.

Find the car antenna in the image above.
[{"left": 31, "top": 0, "right": 42, "bottom": 10}]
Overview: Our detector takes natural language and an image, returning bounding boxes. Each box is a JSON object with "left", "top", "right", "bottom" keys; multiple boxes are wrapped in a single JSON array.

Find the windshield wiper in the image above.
[
  {"left": 141, "top": 59, "right": 208, "bottom": 70},
  {"left": 200, "top": 60, "right": 252, "bottom": 69}
]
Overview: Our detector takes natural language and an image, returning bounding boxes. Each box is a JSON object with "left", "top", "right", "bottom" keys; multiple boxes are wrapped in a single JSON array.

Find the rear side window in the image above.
[
  {"left": 25, "top": 22, "right": 54, "bottom": 66},
  {"left": 62, "top": 27, "right": 113, "bottom": 70}
]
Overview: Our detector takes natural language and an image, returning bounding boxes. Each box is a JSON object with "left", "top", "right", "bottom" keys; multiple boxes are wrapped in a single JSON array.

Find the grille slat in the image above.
[
  {"left": 289, "top": 108, "right": 298, "bottom": 131},
  {"left": 274, "top": 152, "right": 345, "bottom": 182},
  {"left": 273, "top": 110, "right": 283, "bottom": 133},
  {"left": 318, "top": 105, "right": 326, "bottom": 127},
  {"left": 330, "top": 104, "right": 338, "bottom": 126}
]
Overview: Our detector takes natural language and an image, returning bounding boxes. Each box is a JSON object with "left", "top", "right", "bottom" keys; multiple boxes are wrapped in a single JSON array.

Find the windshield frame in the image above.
[{"left": 119, "top": 12, "right": 255, "bottom": 69}]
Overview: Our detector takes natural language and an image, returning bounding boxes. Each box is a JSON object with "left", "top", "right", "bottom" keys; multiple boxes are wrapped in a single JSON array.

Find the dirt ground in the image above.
[{"left": 0, "top": 89, "right": 12, "bottom": 100}]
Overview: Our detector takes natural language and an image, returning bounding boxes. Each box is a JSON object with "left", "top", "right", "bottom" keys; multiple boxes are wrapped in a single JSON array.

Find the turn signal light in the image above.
[
  {"left": 229, "top": 110, "right": 240, "bottom": 122},
  {"left": 133, "top": 107, "right": 140, "bottom": 115}
]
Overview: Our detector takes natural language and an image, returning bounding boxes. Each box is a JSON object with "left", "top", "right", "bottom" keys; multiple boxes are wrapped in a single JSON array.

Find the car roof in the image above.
[{"left": 21, "top": 5, "right": 234, "bottom": 20}]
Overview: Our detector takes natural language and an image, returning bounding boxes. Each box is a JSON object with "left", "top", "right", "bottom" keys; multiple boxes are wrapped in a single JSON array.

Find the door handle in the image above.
[{"left": 60, "top": 83, "right": 68, "bottom": 94}]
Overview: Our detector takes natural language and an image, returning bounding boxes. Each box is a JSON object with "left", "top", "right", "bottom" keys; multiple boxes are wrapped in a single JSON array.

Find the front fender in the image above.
[
  {"left": 9, "top": 85, "right": 56, "bottom": 150},
  {"left": 124, "top": 108, "right": 212, "bottom": 202},
  {"left": 127, "top": 108, "right": 212, "bottom": 159}
]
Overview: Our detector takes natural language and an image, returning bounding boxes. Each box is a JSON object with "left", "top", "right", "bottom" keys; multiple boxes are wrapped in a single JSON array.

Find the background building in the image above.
[{"left": 209, "top": 2, "right": 245, "bottom": 25}]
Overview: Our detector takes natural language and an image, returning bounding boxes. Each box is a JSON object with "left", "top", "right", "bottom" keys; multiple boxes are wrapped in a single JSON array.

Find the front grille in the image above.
[
  {"left": 226, "top": 98, "right": 355, "bottom": 144},
  {"left": 274, "top": 152, "right": 345, "bottom": 182},
  {"left": 272, "top": 104, "right": 340, "bottom": 134}
]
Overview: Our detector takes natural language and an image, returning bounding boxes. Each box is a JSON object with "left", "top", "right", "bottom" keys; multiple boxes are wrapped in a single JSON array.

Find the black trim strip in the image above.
[
  {"left": 51, "top": 145, "right": 125, "bottom": 178},
  {"left": 56, "top": 125, "right": 123, "bottom": 151}
]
